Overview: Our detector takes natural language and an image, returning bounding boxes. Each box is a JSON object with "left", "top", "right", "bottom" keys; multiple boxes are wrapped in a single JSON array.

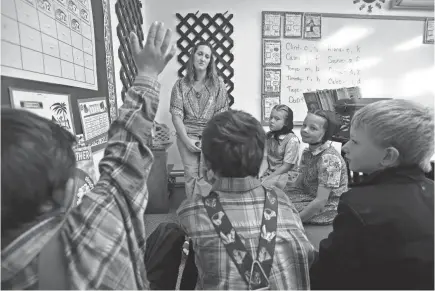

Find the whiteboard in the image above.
[{"left": 262, "top": 14, "right": 435, "bottom": 124}]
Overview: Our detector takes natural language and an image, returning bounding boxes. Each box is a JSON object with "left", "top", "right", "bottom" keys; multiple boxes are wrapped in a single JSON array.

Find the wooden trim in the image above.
[{"left": 261, "top": 10, "right": 432, "bottom": 21}]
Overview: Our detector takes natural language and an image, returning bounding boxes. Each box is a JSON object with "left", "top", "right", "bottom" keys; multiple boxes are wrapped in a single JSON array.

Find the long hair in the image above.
[
  {"left": 267, "top": 104, "right": 294, "bottom": 141},
  {"left": 184, "top": 42, "right": 219, "bottom": 88}
]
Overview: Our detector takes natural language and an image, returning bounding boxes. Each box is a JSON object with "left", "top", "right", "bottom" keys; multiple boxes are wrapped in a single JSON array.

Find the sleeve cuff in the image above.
[{"left": 134, "top": 75, "right": 161, "bottom": 91}]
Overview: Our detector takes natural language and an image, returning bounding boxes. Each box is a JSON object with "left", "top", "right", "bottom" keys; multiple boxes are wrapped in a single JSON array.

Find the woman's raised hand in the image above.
[{"left": 129, "top": 22, "right": 176, "bottom": 79}]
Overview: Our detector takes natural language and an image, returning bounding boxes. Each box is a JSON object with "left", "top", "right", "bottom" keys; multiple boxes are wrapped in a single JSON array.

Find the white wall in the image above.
[{"left": 135, "top": 0, "right": 433, "bottom": 166}]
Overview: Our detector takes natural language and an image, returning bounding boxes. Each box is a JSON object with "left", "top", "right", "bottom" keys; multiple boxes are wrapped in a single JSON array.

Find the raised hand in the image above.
[{"left": 129, "top": 21, "right": 176, "bottom": 79}]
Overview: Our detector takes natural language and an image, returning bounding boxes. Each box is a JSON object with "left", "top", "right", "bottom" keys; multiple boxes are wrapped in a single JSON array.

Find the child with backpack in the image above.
[
  {"left": 177, "top": 110, "right": 316, "bottom": 290},
  {"left": 259, "top": 104, "right": 300, "bottom": 190}
]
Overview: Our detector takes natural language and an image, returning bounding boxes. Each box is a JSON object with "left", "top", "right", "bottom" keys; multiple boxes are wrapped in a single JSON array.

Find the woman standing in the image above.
[{"left": 170, "top": 42, "right": 229, "bottom": 199}]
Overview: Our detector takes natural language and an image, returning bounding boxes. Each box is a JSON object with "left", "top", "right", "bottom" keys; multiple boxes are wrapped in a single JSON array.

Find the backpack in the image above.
[{"left": 144, "top": 222, "right": 198, "bottom": 290}]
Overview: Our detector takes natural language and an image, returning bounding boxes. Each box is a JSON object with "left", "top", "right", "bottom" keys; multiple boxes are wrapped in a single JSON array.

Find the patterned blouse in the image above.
[
  {"left": 170, "top": 77, "right": 229, "bottom": 136},
  {"left": 265, "top": 132, "right": 300, "bottom": 174},
  {"left": 285, "top": 142, "right": 348, "bottom": 225}
]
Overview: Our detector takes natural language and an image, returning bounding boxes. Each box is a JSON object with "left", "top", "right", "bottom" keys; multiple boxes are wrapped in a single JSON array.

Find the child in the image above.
[
  {"left": 286, "top": 110, "right": 348, "bottom": 225},
  {"left": 177, "top": 110, "right": 316, "bottom": 290},
  {"left": 259, "top": 104, "right": 300, "bottom": 190},
  {"left": 310, "top": 99, "right": 434, "bottom": 290}
]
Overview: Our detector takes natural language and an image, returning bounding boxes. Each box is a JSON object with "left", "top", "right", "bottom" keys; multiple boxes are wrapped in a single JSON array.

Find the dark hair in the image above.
[
  {"left": 202, "top": 110, "right": 266, "bottom": 177},
  {"left": 1, "top": 108, "right": 76, "bottom": 235},
  {"left": 267, "top": 104, "right": 294, "bottom": 141},
  {"left": 311, "top": 110, "right": 342, "bottom": 142},
  {"left": 185, "top": 42, "right": 219, "bottom": 88}
]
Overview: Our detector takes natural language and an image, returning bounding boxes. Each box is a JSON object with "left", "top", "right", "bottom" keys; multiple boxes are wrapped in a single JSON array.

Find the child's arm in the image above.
[
  {"left": 266, "top": 135, "right": 300, "bottom": 179},
  {"left": 309, "top": 195, "right": 365, "bottom": 289},
  {"left": 299, "top": 186, "right": 331, "bottom": 221},
  {"left": 300, "top": 153, "right": 342, "bottom": 222},
  {"left": 258, "top": 144, "right": 269, "bottom": 178},
  {"left": 265, "top": 162, "right": 293, "bottom": 178}
]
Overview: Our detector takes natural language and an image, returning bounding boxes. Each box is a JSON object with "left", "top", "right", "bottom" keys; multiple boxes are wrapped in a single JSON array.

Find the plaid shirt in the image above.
[
  {"left": 1, "top": 76, "right": 160, "bottom": 289},
  {"left": 177, "top": 176, "right": 316, "bottom": 290}
]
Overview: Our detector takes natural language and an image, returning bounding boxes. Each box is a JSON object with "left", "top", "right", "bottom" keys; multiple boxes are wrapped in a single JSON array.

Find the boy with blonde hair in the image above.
[{"left": 310, "top": 99, "right": 434, "bottom": 290}]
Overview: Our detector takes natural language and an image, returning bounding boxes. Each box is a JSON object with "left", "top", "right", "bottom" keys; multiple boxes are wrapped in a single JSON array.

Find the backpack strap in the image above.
[
  {"left": 202, "top": 186, "right": 278, "bottom": 290},
  {"left": 175, "top": 237, "right": 191, "bottom": 291}
]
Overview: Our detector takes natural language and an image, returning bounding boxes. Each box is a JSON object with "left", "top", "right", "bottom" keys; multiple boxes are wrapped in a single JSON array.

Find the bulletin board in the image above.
[
  {"left": 1, "top": 0, "right": 118, "bottom": 132},
  {"left": 261, "top": 12, "right": 434, "bottom": 125}
]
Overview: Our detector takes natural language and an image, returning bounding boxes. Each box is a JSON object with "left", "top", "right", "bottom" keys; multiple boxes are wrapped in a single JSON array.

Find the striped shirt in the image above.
[
  {"left": 1, "top": 76, "right": 160, "bottom": 289},
  {"left": 177, "top": 176, "right": 316, "bottom": 290}
]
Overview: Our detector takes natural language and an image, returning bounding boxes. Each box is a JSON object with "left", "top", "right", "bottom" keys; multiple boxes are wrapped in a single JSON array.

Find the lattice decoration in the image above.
[
  {"left": 176, "top": 12, "right": 235, "bottom": 107},
  {"left": 115, "top": 0, "right": 144, "bottom": 102}
]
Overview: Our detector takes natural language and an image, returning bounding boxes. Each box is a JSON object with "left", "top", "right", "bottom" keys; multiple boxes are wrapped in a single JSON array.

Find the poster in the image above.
[
  {"left": 9, "top": 88, "right": 75, "bottom": 134},
  {"left": 303, "top": 13, "right": 322, "bottom": 39},
  {"left": 1, "top": 0, "right": 98, "bottom": 90},
  {"left": 262, "top": 95, "right": 281, "bottom": 122},
  {"left": 262, "top": 12, "right": 282, "bottom": 38},
  {"left": 73, "top": 144, "right": 97, "bottom": 206},
  {"left": 284, "top": 12, "right": 303, "bottom": 38},
  {"left": 263, "top": 40, "right": 281, "bottom": 65},
  {"left": 263, "top": 68, "right": 281, "bottom": 94},
  {"left": 77, "top": 97, "right": 110, "bottom": 152},
  {"left": 424, "top": 19, "right": 434, "bottom": 44}
]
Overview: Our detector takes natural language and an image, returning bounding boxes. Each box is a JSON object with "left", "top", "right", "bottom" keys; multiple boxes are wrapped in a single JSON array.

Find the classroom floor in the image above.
[{"left": 145, "top": 186, "right": 332, "bottom": 249}]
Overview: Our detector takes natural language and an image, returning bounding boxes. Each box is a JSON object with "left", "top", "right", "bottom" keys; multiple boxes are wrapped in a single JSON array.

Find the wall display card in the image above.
[
  {"left": 263, "top": 40, "right": 282, "bottom": 65},
  {"left": 9, "top": 88, "right": 75, "bottom": 134},
  {"left": 284, "top": 12, "right": 303, "bottom": 38},
  {"left": 73, "top": 144, "right": 97, "bottom": 206},
  {"left": 1, "top": 0, "right": 98, "bottom": 90},
  {"left": 424, "top": 19, "right": 434, "bottom": 44},
  {"left": 304, "top": 13, "right": 322, "bottom": 39},
  {"left": 77, "top": 97, "right": 110, "bottom": 152},
  {"left": 262, "top": 12, "right": 282, "bottom": 38},
  {"left": 263, "top": 68, "right": 281, "bottom": 94},
  {"left": 262, "top": 95, "right": 281, "bottom": 122}
]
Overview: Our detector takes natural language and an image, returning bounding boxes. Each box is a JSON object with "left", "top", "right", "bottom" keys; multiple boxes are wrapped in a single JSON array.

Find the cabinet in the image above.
[{"left": 145, "top": 148, "right": 170, "bottom": 214}]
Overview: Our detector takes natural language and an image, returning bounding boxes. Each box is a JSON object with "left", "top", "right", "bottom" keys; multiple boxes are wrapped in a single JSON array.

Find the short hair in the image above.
[
  {"left": 267, "top": 104, "right": 294, "bottom": 141},
  {"left": 202, "top": 110, "right": 266, "bottom": 177},
  {"left": 312, "top": 110, "right": 342, "bottom": 143},
  {"left": 185, "top": 42, "right": 219, "bottom": 88},
  {"left": 1, "top": 108, "right": 76, "bottom": 234},
  {"left": 351, "top": 99, "right": 434, "bottom": 172}
]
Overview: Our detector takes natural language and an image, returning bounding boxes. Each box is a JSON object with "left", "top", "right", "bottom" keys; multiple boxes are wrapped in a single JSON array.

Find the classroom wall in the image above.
[{"left": 139, "top": 0, "right": 433, "bottom": 166}]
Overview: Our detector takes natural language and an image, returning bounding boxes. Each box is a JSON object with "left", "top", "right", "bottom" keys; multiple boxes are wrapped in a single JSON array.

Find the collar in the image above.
[
  {"left": 307, "top": 141, "right": 332, "bottom": 156},
  {"left": 211, "top": 176, "right": 262, "bottom": 193},
  {"left": 351, "top": 165, "right": 426, "bottom": 187},
  {"left": 1, "top": 212, "right": 64, "bottom": 281}
]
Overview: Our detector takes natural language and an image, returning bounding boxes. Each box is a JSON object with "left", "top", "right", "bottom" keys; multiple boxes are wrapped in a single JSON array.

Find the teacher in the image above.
[{"left": 170, "top": 42, "right": 229, "bottom": 199}]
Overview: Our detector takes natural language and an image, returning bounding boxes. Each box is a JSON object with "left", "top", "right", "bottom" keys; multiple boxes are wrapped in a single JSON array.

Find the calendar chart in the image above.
[
  {"left": 1, "top": 0, "right": 98, "bottom": 90},
  {"left": 77, "top": 97, "right": 109, "bottom": 152}
]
